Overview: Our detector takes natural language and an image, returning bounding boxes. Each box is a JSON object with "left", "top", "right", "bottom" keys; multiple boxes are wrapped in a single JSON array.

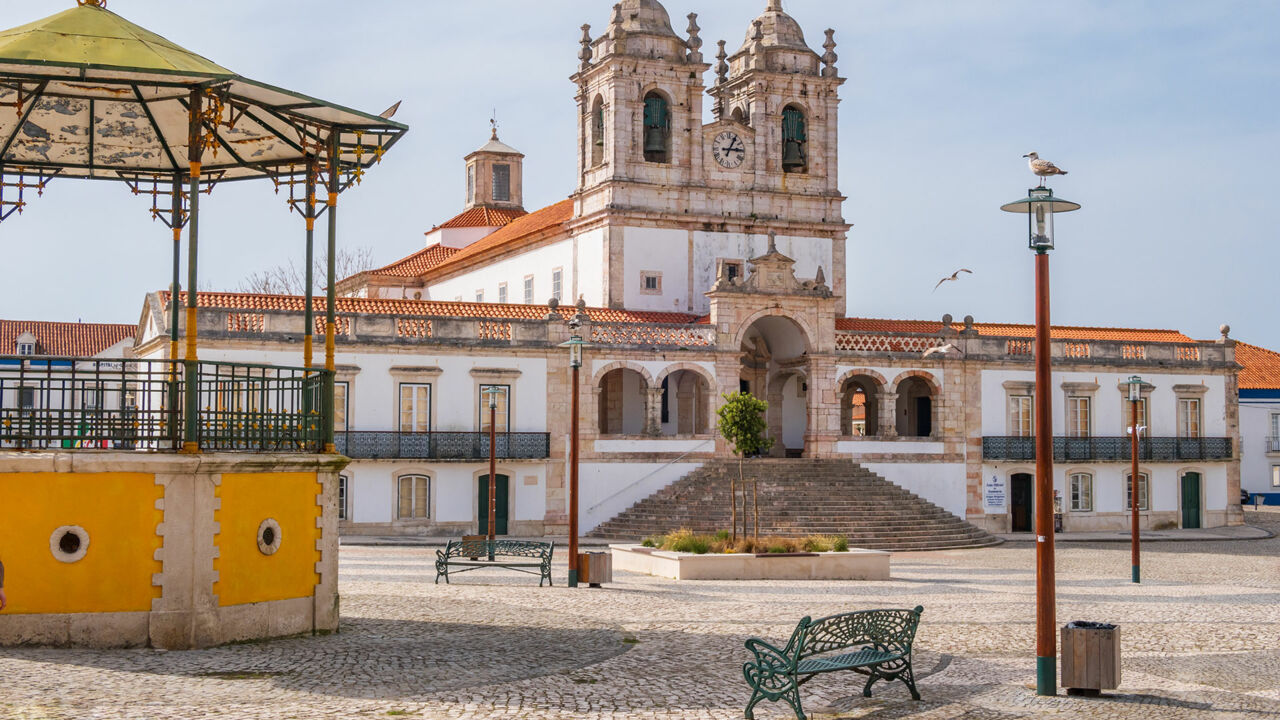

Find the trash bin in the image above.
[
  {"left": 578, "top": 551, "right": 612, "bottom": 588},
  {"left": 1061, "top": 621, "right": 1120, "bottom": 696}
]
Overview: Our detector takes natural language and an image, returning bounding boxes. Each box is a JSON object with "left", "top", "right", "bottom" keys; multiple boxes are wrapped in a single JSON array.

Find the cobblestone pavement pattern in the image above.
[{"left": 2, "top": 509, "right": 1278, "bottom": 719}]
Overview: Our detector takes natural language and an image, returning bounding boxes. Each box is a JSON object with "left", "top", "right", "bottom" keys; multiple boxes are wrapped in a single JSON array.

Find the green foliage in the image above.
[
  {"left": 833, "top": 536, "right": 850, "bottom": 553},
  {"left": 716, "top": 391, "right": 774, "bottom": 458},
  {"left": 714, "top": 529, "right": 731, "bottom": 542},
  {"left": 641, "top": 537, "right": 657, "bottom": 548},
  {"left": 665, "top": 529, "right": 712, "bottom": 554},
  {"left": 766, "top": 543, "right": 791, "bottom": 554}
]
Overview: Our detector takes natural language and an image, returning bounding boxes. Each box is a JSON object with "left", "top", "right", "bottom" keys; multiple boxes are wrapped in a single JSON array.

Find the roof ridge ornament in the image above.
[{"left": 77, "top": 0, "right": 107, "bottom": 7}]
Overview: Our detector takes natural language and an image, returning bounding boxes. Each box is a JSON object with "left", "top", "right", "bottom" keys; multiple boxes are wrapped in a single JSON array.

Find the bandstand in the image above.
[{"left": 0, "top": 1, "right": 406, "bottom": 648}]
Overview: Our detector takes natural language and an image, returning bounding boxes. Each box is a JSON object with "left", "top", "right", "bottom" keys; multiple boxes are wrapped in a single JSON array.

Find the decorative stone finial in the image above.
[
  {"left": 546, "top": 297, "right": 561, "bottom": 320},
  {"left": 822, "top": 29, "right": 839, "bottom": 78},
  {"left": 964, "top": 315, "right": 975, "bottom": 331},
  {"left": 686, "top": 13, "right": 703, "bottom": 64},
  {"left": 575, "top": 295, "right": 587, "bottom": 311},
  {"left": 715, "top": 40, "right": 729, "bottom": 86},
  {"left": 579, "top": 24, "right": 593, "bottom": 71},
  {"left": 767, "top": 230, "right": 778, "bottom": 254},
  {"left": 611, "top": 4, "right": 624, "bottom": 37},
  {"left": 1220, "top": 324, "right": 1231, "bottom": 340},
  {"left": 752, "top": 19, "right": 765, "bottom": 44},
  {"left": 767, "top": 0, "right": 784, "bottom": 11},
  {"left": 814, "top": 265, "right": 826, "bottom": 287},
  {"left": 77, "top": 0, "right": 107, "bottom": 7},
  {"left": 489, "top": 113, "right": 499, "bottom": 141},
  {"left": 942, "top": 313, "right": 954, "bottom": 326}
]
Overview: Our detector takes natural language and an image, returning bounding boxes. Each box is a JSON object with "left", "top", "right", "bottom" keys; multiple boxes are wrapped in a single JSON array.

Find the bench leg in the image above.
[
  {"left": 744, "top": 688, "right": 764, "bottom": 719},
  {"left": 900, "top": 663, "right": 921, "bottom": 701},
  {"left": 782, "top": 688, "right": 806, "bottom": 720}
]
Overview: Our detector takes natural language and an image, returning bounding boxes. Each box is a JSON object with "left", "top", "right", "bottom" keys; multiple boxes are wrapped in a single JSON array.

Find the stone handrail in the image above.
[{"left": 835, "top": 331, "right": 1231, "bottom": 367}]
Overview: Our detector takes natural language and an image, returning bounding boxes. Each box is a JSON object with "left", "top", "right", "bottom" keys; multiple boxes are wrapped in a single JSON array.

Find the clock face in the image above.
[{"left": 712, "top": 131, "right": 746, "bottom": 169}]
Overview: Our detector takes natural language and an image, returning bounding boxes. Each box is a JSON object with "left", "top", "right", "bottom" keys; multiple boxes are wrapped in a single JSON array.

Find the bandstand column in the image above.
[
  {"left": 182, "top": 88, "right": 203, "bottom": 453},
  {"left": 303, "top": 156, "right": 317, "bottom": 369},
  {"left": 323, "top": 132, "right": 340, "bottom": 453}
]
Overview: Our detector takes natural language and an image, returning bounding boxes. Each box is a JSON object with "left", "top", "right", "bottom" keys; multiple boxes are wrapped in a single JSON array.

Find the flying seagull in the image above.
[
  {"left": 1024, "top": 152, "right": 1067, "bottom": 184},
  {"left": 923, "top": 343, "right": 963, "bottom": 358},
  {"left": 933, "top": 268, "right": 973, "bottom": 292}
]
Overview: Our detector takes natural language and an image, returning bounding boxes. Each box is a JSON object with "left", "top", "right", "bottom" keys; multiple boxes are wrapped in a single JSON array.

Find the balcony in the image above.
[
  {"left": 983, "top": 436, "right": 1233, "bottom": 462},
  {"left": 1268, "top": 436, "right": 1280, "bottom": 453},
  {"left": 335, "top": 431, "right": 551, "bottom": 460}
]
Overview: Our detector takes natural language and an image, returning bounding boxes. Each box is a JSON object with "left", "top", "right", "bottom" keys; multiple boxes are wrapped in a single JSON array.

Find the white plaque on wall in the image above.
[{"left": 983, "top": 475, "right": 1007, "bottom": 512}]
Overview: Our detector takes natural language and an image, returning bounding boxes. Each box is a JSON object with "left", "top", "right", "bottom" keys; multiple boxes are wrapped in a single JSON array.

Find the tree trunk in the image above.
[
  {"left": 753, "top": 476, "right": 759, "bottom": 543},
  {"left": 731, "top": 455, "right": 739, "bottom": 543}
]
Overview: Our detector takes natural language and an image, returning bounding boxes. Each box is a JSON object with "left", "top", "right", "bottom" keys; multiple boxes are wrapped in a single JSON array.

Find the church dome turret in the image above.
[
  {"left": 617, "top": 0, "right": 678, "bottom": 38},
  {"left": 739, "top": 0, "right": 812, "bottom": 53}
]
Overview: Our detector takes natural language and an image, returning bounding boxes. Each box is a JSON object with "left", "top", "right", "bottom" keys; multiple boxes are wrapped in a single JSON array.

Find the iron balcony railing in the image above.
[
  {"left": 335, "top": 431, "right": 551, "bottom": 460},
  {"left": 1268, "top": 436, "right": 1280, "bottom": 453},
  {"left": 0, "top": 355, "right": 331, "bottom": 453},
  {"left": 983, "top": 436, "right": 1233, "bottom": 462}
]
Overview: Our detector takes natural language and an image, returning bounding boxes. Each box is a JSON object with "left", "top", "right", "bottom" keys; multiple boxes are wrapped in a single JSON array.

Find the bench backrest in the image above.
[
  {"left": 795, "top": 606, "right": 924, "bottom": 661},
  {"left": 445, "top": 539, "right": 552, "bottom": 560}
]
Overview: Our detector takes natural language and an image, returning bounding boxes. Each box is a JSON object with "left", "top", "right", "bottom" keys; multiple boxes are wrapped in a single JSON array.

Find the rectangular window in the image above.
[
  {"left": 81, "top": 386, "right": 103, "bottom": 411},
  {"left": 1125, "top": 397, "right": 1149, "bottom": 436},
  {"left": 523, "top": 275, "right": 534, "bottom": 305},
  {"left": 660, "top": 377, "right": 670, "bottom": 424},
  {"left": 1273, "top": 465, "right": 1280, "bottom": 488},
  {"left": 16, "top": 342, "right": 34, "bottom": 356},
  {"left": 640, "top": 271, "right": 662, "bottom": 295},
  {"left": 397, "top": 475, "right": 430, "bottom": 519},
  {"left": 552, "top": 268, "right": 563, "bottom": 302},
  {"left": 466, "top": 165, "right": 475, "bottom": 204},
  {"left": 498, "top": 283, "right": 508, "bottom": 304},
  {"left": 492, "top": 164, "right": 511, "bottom": 202},
  {"left": 1069, "top": 473, "right": 1093, "bottom": 512},
  {"left": 338, "top": 475, "right": 349, "bottom": 521},
  {"left": 725, "top": 261, "right": 743, "bottom": 283},
  {"left": 398, "top": 383, "right": 431, "bottom": 433},
  {"left": 18, "top": 386, "right": 35, "bottom": 409},
  {"left": 1009, "top": 395, "right": 1034, "bottom": 437},
  {"left": 1126, "top": 472, "right": 1150, "bottom": 511},
  {"left": 479, "top": 384, "right": 510, "bottom": 433},
  {"left": 1178, "top": 398, "right": 1202, "bottom": 438},
  {"left": 334, "top": 382, "right": 349, "bottom": 433},
  {"left": 476, "top": 290, "right": 484, "bottom": 303},
  {"left": 1067, "top": 397, "right": 1091, "bottom": 438}
]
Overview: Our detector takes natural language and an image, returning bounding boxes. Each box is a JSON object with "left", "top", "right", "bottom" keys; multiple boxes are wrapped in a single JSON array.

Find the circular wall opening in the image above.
[
  {"left": 257, "top": 518, "right": 282, "bottom": 556},
  {"left": 50, "top": 525, "right": 90, "bottom": 563}
]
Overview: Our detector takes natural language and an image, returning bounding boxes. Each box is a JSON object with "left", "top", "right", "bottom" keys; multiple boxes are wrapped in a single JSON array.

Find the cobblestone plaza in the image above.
[{"left": 2, "top": 510, "right": 1277, "bottom": 719}]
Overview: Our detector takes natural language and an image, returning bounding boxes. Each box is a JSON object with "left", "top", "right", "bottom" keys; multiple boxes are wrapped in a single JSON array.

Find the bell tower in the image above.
[{"left": 571, "top": 1, "right": 711, "bottom": 216}]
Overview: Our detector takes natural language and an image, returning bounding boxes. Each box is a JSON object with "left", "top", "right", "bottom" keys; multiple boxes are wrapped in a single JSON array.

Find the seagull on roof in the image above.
[
  {"left": 1024, "top": 152, "right": 1068, "bottom": 185},
  {"left": 923, "top": 343, "right": 963, "bottom": 358},
  {"left": 933, "top": 268, "right": 973, "bottom": 292}
]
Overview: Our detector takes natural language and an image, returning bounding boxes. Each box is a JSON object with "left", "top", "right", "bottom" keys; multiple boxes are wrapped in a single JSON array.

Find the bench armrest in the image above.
[{"left": 743, "top": 637, "right": 799, "bottom": 698}]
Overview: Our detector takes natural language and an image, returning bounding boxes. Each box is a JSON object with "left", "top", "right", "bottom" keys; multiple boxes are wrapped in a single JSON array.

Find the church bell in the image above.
[
  {"left": 783, "top": 140, "right": 805, "bottom": 170},
  {"left": 644, "top": 125, "right": 666, "bottom": 155}
]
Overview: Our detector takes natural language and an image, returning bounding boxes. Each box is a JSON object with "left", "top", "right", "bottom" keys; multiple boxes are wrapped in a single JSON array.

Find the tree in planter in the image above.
[{"left": 716, "top": 391, "right": 773, "bottom": 542}]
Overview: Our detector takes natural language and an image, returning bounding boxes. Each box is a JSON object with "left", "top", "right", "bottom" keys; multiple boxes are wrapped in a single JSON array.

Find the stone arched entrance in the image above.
[{"left": 738, "top": 315, "right": 811, "bottom": 457}]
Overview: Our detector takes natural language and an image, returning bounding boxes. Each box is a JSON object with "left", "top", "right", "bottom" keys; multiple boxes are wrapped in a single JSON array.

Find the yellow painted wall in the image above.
[
  {"left": 0, "top": 472, "right": 161, "bottom": 614},
  {"left": 214, "top": 472, "right": 321, "bottom": 607}
]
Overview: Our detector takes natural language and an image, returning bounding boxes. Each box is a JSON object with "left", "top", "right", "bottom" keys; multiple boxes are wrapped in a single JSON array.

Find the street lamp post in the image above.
[
  {"left": 1128, "top": 375, "right": 1144, "bottom": 583},
  {"left": 559, "top": 325, "right": 589, "bottom": 588},
  {"left": 1002, "top": 186, "right": 1081, "bottom": 697},
  {"left": 482, "top": 385, "right": 504, "bottom": 562}
]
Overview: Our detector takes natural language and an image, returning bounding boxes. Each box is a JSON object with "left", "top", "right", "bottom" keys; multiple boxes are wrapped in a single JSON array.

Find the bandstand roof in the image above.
[{"left": 0, "top": 2, "right": 407, "bottom": 183}]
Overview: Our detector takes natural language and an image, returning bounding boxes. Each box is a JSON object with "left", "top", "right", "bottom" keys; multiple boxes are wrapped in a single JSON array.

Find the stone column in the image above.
[
  {"left": 767, "top": 374, "right": 786, "bottom": 457},
  {"left": 878, "top": 391, "right": 899, "bottom": 438},
  {"left": 645, "top": 387, "right": 664, "bottom": 436},
  {"left": 806, "top": 355, "right": 840, "bottom": 458}
]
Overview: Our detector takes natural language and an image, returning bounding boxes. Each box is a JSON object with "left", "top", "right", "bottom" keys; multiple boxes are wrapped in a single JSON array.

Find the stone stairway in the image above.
[{"left": 588, "top": 458, "right": 1000, "bottom": 551}]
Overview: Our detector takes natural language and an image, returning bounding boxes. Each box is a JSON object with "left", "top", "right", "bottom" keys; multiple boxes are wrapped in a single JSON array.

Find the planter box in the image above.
[{"left": 609, "top": 544, "right": 890, "bottom": 581}]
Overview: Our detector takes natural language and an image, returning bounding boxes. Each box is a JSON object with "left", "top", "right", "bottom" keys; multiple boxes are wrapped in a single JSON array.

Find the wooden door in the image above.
[
  {"left": 478, "top": 474, "right": 510, "bottom": 536},
  {"left": 1180, "top": 472, "right": 1201, "bottom": 529},
  {"left": 1010, "top": 473, "right": 1034, "bottom": 533}
]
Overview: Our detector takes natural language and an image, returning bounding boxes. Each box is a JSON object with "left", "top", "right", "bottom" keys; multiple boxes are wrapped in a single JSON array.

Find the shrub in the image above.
[
  {"left": 766, "top": 543, "right": 792, "bottom": 554},
  {"left": 714, "top": 529, "right": 731, "bottom": 542},
  {"left": 664, "top": 529, "right": 712, "bottom": 554},
  {"left": 832, "top": 536, "right": 849, "bottom": 552},
  {"left": 641, "top": 537, "right": 657, "bottom": 548}
]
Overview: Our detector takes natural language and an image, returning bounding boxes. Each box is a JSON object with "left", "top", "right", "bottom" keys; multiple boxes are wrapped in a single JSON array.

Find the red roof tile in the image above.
[
  {"left": 364, "top": 244, "right": 460, "bottom": 279},
  {"left": 1235, "top": 342, "right": 1280, "bottom": 390},
  {"left": 1, "top": 320, "right": 134, "bottom": 357},
  {"left": 835, "top": 317, "right": 1193, "bottom": 343},
  {"left": 161, "top": 291, "right": 699, "bottom": 325},
  {"left": 436, "top": 206, "right": 527, "bottom": 230},
  {"left": 422, "top": 199, "right": 575, "bottom": 279}
]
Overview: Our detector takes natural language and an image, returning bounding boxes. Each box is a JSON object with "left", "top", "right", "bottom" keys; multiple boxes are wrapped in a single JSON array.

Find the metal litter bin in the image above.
[{"left": 1061, "top": 621, "right": 1120, "bottom": 696}]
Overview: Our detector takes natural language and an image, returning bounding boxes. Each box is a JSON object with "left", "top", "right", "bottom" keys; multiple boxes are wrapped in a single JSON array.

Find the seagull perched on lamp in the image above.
[{"left": 1024, "top": 152, "right": 1068, "bottom": 185}]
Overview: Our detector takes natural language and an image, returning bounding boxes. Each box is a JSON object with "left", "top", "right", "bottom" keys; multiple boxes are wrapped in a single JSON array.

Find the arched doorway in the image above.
[
  {"left": 597, "top": 367, "right": 649, "bottom": 436},
  {"left": 659, "top": 369, "right": 710, "bottom": 436},
  {"left": 896, "top": 376, "right": 935, "bottom": 437},
  {"left": 738, "top": 316, "right": 811, "bottom": 456},
  {"left": 840, "top": 375, "right": 881, "bottom": 437}
]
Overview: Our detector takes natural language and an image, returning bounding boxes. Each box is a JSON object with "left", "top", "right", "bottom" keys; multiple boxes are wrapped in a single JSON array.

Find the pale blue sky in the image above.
[{"left": 1, "top": 1, "right": 1277, "bottom": 348}]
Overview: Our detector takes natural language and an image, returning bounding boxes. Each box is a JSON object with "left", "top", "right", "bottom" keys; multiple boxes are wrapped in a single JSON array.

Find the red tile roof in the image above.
[
  {"left": 161, "top": 291, "right": 699, "bottom": 325},
  {"left": 364, "top": 244, "right": 460, "bottom": 279},
  {"left": 435, "top": 206, "right": 527, "bottom": 230},
  {"left": 1, "top": 320, "right": 134, "bottom": 357},
  {"left": 1235, "top": 342, "right": 1280, "bottom": 390},
  {"left": 835, "top": 317, "right": 1193, "bottom": 343},
  {"left": 422, "top": 198, "right": 575, "bottom": 279}
]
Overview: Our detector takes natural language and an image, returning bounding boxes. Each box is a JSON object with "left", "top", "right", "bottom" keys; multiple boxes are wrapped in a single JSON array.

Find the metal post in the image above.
[
  {"left": 169, "top": 173, "right": 183, "bottom": 446},
  {"left": 303, "top": 157, "right": 316, "bottom": 369},
  {"left": 323, "top": 134, "right": 339, "bottom": 454},
  {"left": 488, "top": 399, "right": 497, "bottom": 562},
  {"left": 1034, "top": 249, "right": 1056, "bottom": 696},
  {"left": 1131, "top": 394, "right": 1141, "bottom": 583},
  {"left": 569, "top": 361, "right": 581, "bottom": 588},
  {"left": 182, "top": 88, "right": 203, "bottom": 453}
]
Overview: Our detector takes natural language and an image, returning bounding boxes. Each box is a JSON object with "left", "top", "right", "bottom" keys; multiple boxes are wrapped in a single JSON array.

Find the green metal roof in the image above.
[{"left": 0, "top": 4, "right": 231, "bottom": 76}]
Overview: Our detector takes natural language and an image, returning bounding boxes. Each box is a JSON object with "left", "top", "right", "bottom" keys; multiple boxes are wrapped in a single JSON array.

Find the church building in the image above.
[{"left": 131, "top": 0, "right": 1245, "bottom": 542}]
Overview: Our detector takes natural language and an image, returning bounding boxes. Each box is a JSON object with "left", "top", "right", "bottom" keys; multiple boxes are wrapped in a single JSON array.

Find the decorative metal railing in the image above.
[
  {"left": 983, "top": 436, "right": 1233, "bottom": 462},
  {"left": 1268, "top": 436, "right": 1280, "bottom": 453},
  {"left": 0, "top": 356, "right": 330, "bottom": 453},
  {"left": 335, "top": 431, "right": 551, "bottom": 460}
]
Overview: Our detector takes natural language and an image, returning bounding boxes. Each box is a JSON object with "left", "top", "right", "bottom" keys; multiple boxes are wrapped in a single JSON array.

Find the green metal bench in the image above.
[
  {"left": 743, "top": 606, "right": 924, "bottom": 720},
  {"left": 434, "top": 538, "right": 554, "bottom": 586}
]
